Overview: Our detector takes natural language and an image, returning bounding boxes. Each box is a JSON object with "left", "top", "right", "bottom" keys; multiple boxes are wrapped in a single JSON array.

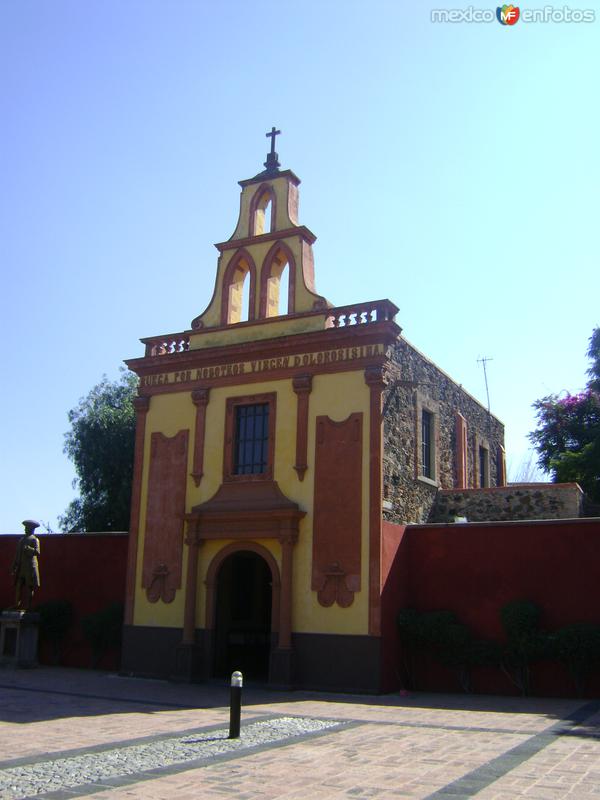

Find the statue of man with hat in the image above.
[{"left": 11, "top": 520, "right": 41, "bottom": 610}]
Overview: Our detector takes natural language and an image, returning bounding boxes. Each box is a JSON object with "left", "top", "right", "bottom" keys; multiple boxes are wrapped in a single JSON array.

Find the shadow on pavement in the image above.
[{"left": 0, "top": 666, "right": 590, "bottom": 725}]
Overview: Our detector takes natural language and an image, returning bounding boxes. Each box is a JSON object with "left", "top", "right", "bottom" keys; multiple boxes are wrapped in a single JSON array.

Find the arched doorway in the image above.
[{"left": 213, "top": 550, "right": 273, "bottom": 680}]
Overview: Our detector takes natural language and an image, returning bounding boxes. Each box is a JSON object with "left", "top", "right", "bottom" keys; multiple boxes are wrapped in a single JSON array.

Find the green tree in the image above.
[
  {"left": 60, "top": 371, "right": 138, "bottom": 532},
  {"left": 586, "top": 327, "right": 600, "bottom": 392},
  {"left": 551, "top": 622, "right": 600, "bottom": 697},
  {"left": 397, "top": 608, "right": 501, "bottom": 693},
  {"left": 530, "top": 328, "right": 600, "bottom": 504},
  {"left": 500, "top": 599, "right": 549, "bottom": 696}
]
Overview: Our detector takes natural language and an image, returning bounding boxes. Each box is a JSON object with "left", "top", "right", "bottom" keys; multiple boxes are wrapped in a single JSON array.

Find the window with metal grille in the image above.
[
  {"left": 233, "top": 403, "right": 270, "bottom": 475},
  {"left": 421, "top": 410, "right": 433, "bottom": 479}
]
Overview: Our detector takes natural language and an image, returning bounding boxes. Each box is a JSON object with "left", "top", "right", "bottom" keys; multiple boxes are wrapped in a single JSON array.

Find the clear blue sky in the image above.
[{"left": 1, "top": 1, "right": 598, "bottom": 533}]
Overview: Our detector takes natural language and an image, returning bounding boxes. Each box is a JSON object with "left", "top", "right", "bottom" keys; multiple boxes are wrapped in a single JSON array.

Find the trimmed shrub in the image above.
[
  {"left": 35, "top": 600, "right": 74, "bottom": 665},
  {"left": 82, "top": 602, "right": 124, "bottom": 668}
]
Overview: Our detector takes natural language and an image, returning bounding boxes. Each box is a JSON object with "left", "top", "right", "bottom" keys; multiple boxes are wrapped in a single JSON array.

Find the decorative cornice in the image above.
[
  {"left": 129, "top": 317, "right": 398, "bottom": 378},
  {"left": 189, "top": 479, "right": 302, "bottom": 516},
  {"left": 215, "top": 225, "right": 316, "bottom": 253},
  {"left": 238, "top": 168, "right": 301, "bottom": 188}
]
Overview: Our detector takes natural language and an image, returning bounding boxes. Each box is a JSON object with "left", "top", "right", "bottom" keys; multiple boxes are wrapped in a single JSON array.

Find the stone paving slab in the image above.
[
  {"left": 0, "top": 667, "right": 598, "bottom": 800},
  {"left": 74, "top": 723, "right": 534, "bottom": 800},
  {"left": 0, "top": 716, "right": 345, "bottom": 800},
  {"left": 473, "top": 733, "right": 600, "bottom": 799}
]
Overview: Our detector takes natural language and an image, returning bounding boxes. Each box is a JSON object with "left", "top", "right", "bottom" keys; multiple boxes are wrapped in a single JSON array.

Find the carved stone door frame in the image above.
[{"left": 180, "top": 480, "right": 304, "bottom": 685}]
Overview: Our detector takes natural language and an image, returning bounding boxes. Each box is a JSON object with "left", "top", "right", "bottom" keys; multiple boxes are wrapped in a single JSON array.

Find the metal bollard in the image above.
[{"left": 228, "top": 670, "right": 243, "bottom": 739}]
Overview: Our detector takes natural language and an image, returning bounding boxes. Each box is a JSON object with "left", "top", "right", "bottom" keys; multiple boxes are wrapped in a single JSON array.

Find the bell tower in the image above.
[{"left": 191, "top": 128, "right": 329, "bottom": 331}]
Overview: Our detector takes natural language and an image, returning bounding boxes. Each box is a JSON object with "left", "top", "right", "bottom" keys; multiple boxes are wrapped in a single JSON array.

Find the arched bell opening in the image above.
[
  {"left": 220, "top": 250, "right": 257, "bottom": 325},
  {"left": 249, "top": 185, "right": 276, "bottom": 237},
  {"left": 260, "top": 243, "right": 296, "bottom": 319}
]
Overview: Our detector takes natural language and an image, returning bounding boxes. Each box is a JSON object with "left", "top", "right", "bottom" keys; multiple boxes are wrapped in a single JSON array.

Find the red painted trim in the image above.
[
  {"left": 182, "top": 534, "right": 200, "bottom": 645},
  {"left": 134, "top": 356, "right": 389, "bottom": 398},
  {"left": 497, "top": 444, "right": 507, "bottom": 487},
  {"left": 191, "top": 388, "right": 210, "bottom": 486},
  {"left": 238, "top": 168, "right": 300, "bottom": 189},
  {"left": 182, "top": 488, "right": 299, "bottom": 648},
  {"left": 204, "top": 541, "right": 281, "bottom": 636},
  {"left": 365, "top": 365, "right": 386, "bottom": 637},
  {"left": 312, "top": 413, "right": 363, "bottom": 608},
  {"left": 278, "top": 535, "right": 294, "bottom": 648},
  {"left": 292, "top": 374, "right": 312, "bottom": 481},
  {"left": 259, "top": 240, "right": 297, "bottom": 318},
  {"left": 474, "top": 433, "right": 490, "bottom": 488},
  {"left": 223, "top": 393, "right": 277, "bottom": 482},
  {"left": 455, "top": 413, "right": 468, "bottom": 489},
  {"left": 248, "top": 183, "right": 277, "bottom": 237},
  {"left": 219, "top": 248, "right": 258, "bottom": 326},
  {"left": 142, "top": 430, "right": 189, "bottom": 604},
  {"left": 215, "top": 225, "right": 316, "bottom": 253},
  {"left": 129, "top": 319, "right": 399, "bottom": 381},
  {"left": 124, "top": 396, "right": 150, "bottom": 625},
  {"left": 287, "top": 181, "right": 299, "bottom": 226},
  {"left": 182, "top": 493, "right": 295, "bottom": 647},
  {"left": 135, "top": 356, "right": 388, "bottom": 398}
]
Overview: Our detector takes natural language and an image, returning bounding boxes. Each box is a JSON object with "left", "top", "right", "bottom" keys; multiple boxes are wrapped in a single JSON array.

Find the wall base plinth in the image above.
[
  {"left": 269, "top": 647, "right": 294, "bottom": 687},
  {"left": 121, "top": 625, "right": 386, "bottom": 693},
  {"left": 173, "top": 642, "right": 204, "bottom": 682},
  {"left": 292, "top": 632, "right": 382, "bottom": 693}
]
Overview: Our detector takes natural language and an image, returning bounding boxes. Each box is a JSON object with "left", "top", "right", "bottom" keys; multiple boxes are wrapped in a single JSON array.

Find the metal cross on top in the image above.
[
  {"left": 263, "top": 126, "right": 281, "bottom": 172},
  {"left": 266, "top": 126, "right": 281, "bottom": 153}
]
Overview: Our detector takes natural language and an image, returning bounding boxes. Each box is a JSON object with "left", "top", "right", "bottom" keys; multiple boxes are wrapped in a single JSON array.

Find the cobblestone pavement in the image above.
[{"left": 0, "top": 668, "right": 599, "bottom": 799}]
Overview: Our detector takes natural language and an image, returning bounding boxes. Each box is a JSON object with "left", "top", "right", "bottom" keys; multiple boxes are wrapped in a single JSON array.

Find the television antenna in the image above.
[{"left": 477, "top": 356, "right": 493, "bottom": 414}]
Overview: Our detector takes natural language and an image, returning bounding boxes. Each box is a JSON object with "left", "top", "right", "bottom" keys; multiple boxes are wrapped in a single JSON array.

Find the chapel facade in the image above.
[{"left": 122, "top": 134, "right": 505, "bottom": 691}]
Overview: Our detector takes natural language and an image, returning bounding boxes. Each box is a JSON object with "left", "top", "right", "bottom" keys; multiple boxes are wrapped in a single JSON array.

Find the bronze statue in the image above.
[{"left": 11, "top": 520, "right": 41, "bottom": 610}]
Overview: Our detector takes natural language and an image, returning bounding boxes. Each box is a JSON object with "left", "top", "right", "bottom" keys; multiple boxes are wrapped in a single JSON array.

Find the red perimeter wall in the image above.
[
  {"left": 0, "top": 533, "right": 128, "bottom": 669},
  {"left": 3, "top": 521, "right": 600, "bottom": 695},
  {"left": 381, "top": 518, "right": 600, "bottom": 696}
]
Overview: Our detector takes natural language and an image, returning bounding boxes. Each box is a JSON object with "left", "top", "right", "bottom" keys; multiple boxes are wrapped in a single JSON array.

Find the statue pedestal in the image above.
[{"left": 0, "top": 611, "right": 40, "bottom": 668}]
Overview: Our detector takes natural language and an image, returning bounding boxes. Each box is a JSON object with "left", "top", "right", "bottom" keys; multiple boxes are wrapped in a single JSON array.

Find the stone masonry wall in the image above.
[
  {"left": 428, "top": 483, "right": 584, "bottom": 522},
  {"left": 383, "top": 336, "right": 505, "bottom": 524}
]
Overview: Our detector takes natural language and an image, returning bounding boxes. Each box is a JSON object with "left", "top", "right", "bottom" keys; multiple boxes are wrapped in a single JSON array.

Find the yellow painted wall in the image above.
[
  {"left": 230, "top": 175, "right": 295, "bottom": 241},
  {"left": 189, "top": 313, "right": 327, "bottom": 350},
  {"left": 133, "top": 369, "right": 371, "bottom": 637}
]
